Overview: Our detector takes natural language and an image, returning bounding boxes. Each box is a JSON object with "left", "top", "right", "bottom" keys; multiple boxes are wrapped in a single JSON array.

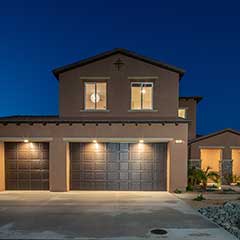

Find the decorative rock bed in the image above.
[{"left": 199, "top": 201, "right": 240, "bottom": 239}]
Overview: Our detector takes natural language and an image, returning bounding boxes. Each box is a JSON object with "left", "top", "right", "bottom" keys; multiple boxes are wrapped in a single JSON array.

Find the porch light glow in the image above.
[
  {"left": 175, "top": 139, "right": 183, "bottom": 144},
  {"left": 23, "top": 139, "right": 29, "bottom": 143},
  {"left": 139, "top": 139, "right": 144, "bottom": 143},
  {"left": 93, "top": 139, "right": 97, "bottom": 143}
]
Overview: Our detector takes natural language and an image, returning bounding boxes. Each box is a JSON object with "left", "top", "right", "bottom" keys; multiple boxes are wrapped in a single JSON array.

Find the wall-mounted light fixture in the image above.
[
  {"left": 175, "top": 139, "right": 184, "bottom": 144},
  {"left": 139, "top": 139, "right": 144, "bottom": 143},
  {"left": 93, "top": 139, "right": 97, "bottom": 143},
  {"left": 23, "top": 139, "right": 29, "bottom": 143}
]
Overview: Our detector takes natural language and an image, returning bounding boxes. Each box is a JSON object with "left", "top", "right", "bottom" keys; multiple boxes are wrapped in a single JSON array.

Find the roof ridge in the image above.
[
  {"left": 190, "top": 128, "right": 240, "bottom": 144},
  {"left": 52, "top": 48, "right": 185, "bottom": 80}
]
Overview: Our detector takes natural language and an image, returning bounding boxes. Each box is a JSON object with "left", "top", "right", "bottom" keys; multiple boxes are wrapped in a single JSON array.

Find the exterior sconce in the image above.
[{"left": 175, "top": 139, "right": 184, "bottom": 144}]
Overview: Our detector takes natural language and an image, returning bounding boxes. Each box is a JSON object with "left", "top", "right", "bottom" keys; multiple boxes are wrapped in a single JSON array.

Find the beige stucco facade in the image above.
[
  {"left": 0, "top": 123, "right": 188, "bottom": 192},
  {"left": 0, "top": 143, "right": 5, "bottom": 191},
  {"left": 179, "top": 98, "right": 198, "bottom": 140},
  {"left": 0, "top": 48, "right": 192, "bottom": 192},
  {"left": 59, "top": 53, "right": 180, "bottom": 119}
]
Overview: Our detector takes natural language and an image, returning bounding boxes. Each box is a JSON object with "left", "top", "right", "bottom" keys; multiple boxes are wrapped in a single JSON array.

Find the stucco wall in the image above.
[
  {"left": 59, "top": 53, "right": 180, "bottom": 119},
  {"left": 0, "top": 123, "right": 188, "bottom": 192},
  {"left": 0, "top": 143, "right": 5, "bottom": 191},
  {"left": 179, "top": 98, "right": 197, "bottom": 140}
]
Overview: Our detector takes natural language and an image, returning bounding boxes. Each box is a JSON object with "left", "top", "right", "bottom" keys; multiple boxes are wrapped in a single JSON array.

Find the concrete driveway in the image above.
[{"left": 0, "top": 191, "right": 237, "bottom": 240}]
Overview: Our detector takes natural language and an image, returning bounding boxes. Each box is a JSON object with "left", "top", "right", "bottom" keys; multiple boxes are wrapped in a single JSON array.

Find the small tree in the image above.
[{"left": 188, "top": 166, "right": 221, "bottom": 191}]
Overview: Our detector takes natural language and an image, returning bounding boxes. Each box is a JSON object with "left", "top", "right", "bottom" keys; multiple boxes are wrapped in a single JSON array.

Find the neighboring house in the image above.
[
  {"left": 0, "top": 48, "right": 238, "bottom": 192},
  {"left": 189, "top": 129, "right": 240, "bottom": 183}
]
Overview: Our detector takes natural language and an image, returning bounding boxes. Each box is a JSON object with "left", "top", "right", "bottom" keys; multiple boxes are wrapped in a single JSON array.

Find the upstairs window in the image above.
[
  {"left": 131, "top": 82, "right": 153, "bottom": 110},
  {"left": 85, "top": 82, "right": 107, "bottom": 110},
  {"left": 178, "top": 108, "right": 187, "bottom": 119}
]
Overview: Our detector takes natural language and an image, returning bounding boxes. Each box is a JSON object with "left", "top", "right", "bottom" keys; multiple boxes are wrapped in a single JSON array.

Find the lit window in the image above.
[
  {"left": 178, "top": 108, "right": 187, "bottom": 119},
  {"left": 85, "top": 82, "right": 107, "bottom": 110},
  {"left": 131, "top": 82, "right": 153, "bottom": 110}
]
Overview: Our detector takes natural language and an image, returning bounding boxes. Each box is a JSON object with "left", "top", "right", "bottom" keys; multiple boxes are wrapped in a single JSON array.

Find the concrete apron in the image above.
[{"left": 0, "top": 191, "right": 237, "bottom": 240}]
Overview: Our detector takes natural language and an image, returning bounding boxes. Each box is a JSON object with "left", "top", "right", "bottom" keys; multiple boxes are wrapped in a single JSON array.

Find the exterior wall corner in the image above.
[
  {"left": 168, "top": 140, "right": 188, "bottom": 192},
  {"left": 0, "top": 142, "right": 5, "bottom": 191}
]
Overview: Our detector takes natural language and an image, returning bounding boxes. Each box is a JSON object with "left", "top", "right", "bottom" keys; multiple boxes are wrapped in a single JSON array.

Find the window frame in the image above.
[
  {"left": 178, "top": 107, "right": 188, "bottom": 119},
  {"left": 130, "top": 82, "right": 154, "bottom": 110},
  {"left": 84, "top": 81, "right": 107, "bottom": 111}
]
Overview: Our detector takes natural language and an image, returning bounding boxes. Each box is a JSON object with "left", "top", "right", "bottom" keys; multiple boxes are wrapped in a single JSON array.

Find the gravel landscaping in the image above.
[{"left": 199, "top": 201, "right": 240, "bottom": 239}]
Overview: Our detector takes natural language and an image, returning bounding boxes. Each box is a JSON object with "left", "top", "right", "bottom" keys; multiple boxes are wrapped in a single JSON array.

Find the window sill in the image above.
[
  {"left": 80, "top": 109, "right": 110, "bottom": 112},
  {"left": 128, "top": 109, "right": 158, "bottom": 112}
]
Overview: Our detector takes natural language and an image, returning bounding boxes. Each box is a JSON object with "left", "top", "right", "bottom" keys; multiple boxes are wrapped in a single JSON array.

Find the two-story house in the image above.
[{"left": 0, "top": 48, "right": 239, "bottom": 192}]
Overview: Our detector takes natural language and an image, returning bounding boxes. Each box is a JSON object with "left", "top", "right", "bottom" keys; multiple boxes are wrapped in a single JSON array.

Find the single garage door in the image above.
[
  {"left": 5, "top": 142, "right": 49, "bottom": 190},
  {"left": 70, "top": 142, "right": 167, "bottom": 191}
]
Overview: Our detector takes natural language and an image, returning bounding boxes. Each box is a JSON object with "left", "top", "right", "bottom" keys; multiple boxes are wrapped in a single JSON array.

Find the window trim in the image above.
[
  {"left": 84, "top": 81, "right": 107, "bottom": 110},
  {"left": 130, "top": 82, "right": 154, "bottom": 110},
  {"left": 178, "top": 107, "right": 188, "bottom": 119}
]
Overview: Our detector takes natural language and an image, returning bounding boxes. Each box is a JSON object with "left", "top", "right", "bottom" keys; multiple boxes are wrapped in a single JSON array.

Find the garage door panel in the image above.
[
  {"left": 7, "top": 181, "right": 17, "bottom": 190},
  {"left": 120, "top": 162, "right": 128, "bottom": 171},
  {"left": 120, "top": 172, "right": 128, "bottom": 180},
  {"left": 5, "top": 142, "right": 49, "bottom": 190},
  {"left": 107, "top": 143, "right": 119, "bottom": 152},
  {"left": 42, "top": 151, "right": 49, "bottom": 159},
  {"left": 95, "top": 172, "right": 107, "bottom": 180},
  {"left": 95, "top": 162, "right": 106, "bottom": 170},
  {"left": 7, "top": 172, "right": 17, "bottom": 180},
  {"left": 107, "top": 182, "right": 119, "bottom": 190},
  {"left": 141, "top": 172, "right": 153, "bottom": 181},
  {"left": 130, "top": 183, "right": 141, "bottom": 191},
  {"left": 107, "top": 172, "right": 119, "bottom": 180},
  {"left": 119, "top": 152, "right": 128, "bottom": 161},
  {"left": 129, "top": 162, "right": 141, "bottom": 170},
  {"left": 107, "top": 162, "right": 119, "bottom": 171},
  {"left": 83, "top": 162, "right": 95, "bottom": 170},
  {"left": 141, "top": 162, "right": 153, "bottom": 170},
  {"left": 141, "top": 182, "right": 153, "bottom": 191},
  {"left": 130, "top": 172, "right": 141, "bottom": 181},
  {"left": 40, "top": 160, "right": 49, "bottom": 170},
  {"left": 18, "top": 181, "right": 30, "bottom": 190},
  {"left": 95, "top": 182, "right": 106, "bottom": 189},
  {"left": 120, "top": 182, "right": 128, "bottom": 190},
  {"left": 70, "top": 142, "right": 167, "bottom": 191},
  {"left": 30, "top": 160, "right": 41, "bottom": 169},
  {"left": 18, "top": 171, "right": 30, "bottom": 179}
]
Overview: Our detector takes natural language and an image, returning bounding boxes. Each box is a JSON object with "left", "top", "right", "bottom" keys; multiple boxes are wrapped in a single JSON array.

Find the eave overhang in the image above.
[{"left": 0, "top": 119, "right": 190, "bottom": 126}]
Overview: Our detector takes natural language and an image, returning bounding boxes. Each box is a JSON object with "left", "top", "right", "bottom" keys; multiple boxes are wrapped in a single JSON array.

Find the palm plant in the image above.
[{"left": 188, "top": 166, "right": 221, "bottom": 191}]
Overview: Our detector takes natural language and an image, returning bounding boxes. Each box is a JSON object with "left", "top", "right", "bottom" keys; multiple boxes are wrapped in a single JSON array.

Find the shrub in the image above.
[
  {"left": 186, "top": 185, "right": 193, "bottom": 191},
  {"left": 193, "top": 193, "right": 206, "bottom": 201},
  {"left": 174, "top": 189, "right": 182, "bottom": 194},
  {"left": 188, "top": 166, "right": 221, "bottom": 191}
]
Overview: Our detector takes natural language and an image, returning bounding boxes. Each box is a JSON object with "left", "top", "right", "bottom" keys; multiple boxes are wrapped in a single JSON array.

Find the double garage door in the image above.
[
  {"left": 70, "top": 143, "right": 167, "bottom": 191},
  {"left": 5, "top": 142, "right": 49, "bottom": 190}
]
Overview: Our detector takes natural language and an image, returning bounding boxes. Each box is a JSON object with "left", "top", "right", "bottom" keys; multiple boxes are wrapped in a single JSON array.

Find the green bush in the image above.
[
  {"left": 174, "top": 189, "right": 182, "bottom": 194},
  {"left": 193, "top": 193, "right": 206, "bottom": 201},
  {"left": 186, "top": 185, "right": 193, "bottom": 191},
  {"left": 188, "top": 166, "right": 221, "bottom": 190}
]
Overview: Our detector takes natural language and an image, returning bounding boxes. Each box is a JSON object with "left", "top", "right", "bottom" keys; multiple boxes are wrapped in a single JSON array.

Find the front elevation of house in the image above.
[{"left": 0, "top": 48, "right": 238, "bottom": 192}]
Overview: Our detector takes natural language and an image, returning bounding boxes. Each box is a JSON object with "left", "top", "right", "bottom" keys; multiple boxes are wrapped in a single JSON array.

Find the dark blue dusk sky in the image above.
[{"left": 0, "top": 0, "right": 240, "bottom": 135}]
